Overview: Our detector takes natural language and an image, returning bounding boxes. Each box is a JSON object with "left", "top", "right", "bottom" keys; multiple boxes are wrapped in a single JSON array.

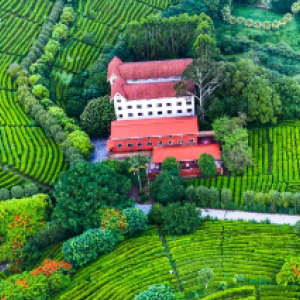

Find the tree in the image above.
[
  {"left": 149, "top": 171, "right": 184, "bottom": 205},
  {"left": 185, "top": 185, "right": 196, "bottom": 202},
  {"left": 162, "top": 157, "right": 179, "bottom": 171},
  {"left": 175, "top": 58, "right": 226, "bottom": 121},
  {"left": 0, "top": 188, "right": 11, "bottom": 201},
  {"left": 24, "top": 183, "right": 39, "bottom": 197},
  {"left": 198, "top": 267, "right": 214, "bottom": 289},
  {"left": 122, "top": 207, "right": 149, "bottom": 237},
  {"left": 66, "top": 130, "right": 94, "bottom": 158},
  {"left": 11, "top": 186, "right": 25, "bottom": 199},
  {"left": 221, "top": 188, "right": 231, "bottom": 209},
  {"left": 277, "top": 257, "right": 300, "bottom": 286},
  {"left": 134, "top": 285, "right": 176, "bottom": 300},
  {"left": 80, "top": 96, "right": 115, "bottom": 137},
  {"left": 163, "top": 0, "right": 207, "bottom": 18},
  {"left": 161, "top": 202, "right": 201, "bottom": 234},
  {"left": 52, "top": 161, "right": 133, "bottom": 233},
  {"left": 128, "top": 154, "right": 151, "bottom": 190},
  {"left": 198, "top": 153, "right": 217, "bottom": 177},
  {"left": 242, "top": 76, "right": 282, "bottom": 124}
]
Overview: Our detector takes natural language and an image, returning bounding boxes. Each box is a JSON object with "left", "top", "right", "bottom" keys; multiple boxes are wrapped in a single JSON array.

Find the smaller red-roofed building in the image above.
[{"left": 149, "top": 144, "right": 222, "bottom": 178}]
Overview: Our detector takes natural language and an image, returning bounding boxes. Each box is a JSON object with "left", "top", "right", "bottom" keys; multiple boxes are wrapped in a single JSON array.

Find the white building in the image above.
[{"left": 107, "top": 57, "right": 195, "bottom": 121}]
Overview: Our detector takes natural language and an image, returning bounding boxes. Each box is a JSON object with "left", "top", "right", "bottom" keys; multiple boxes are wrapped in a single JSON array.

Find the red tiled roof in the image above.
[
  {"left": 118, "top": 58, "right": 193, "bottom": 80},
  {"left": 110, "top": 116, "right": 198, "bottom": 140},
  {"left": 152, "top": 144, "right": 221, "bottom": 163},
  {"left": 107, "top": 56, "right": 123, "bottom": 80}
]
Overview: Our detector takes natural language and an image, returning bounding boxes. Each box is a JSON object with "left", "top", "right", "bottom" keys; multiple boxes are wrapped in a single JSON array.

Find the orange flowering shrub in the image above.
[
  {"left": 0, "top": 260, "right": 71, "bottom": 300},
  {"left": 277, "top": 257, "right": 300, "bottom": 286},
  {"left": 99, "top": 208, "right": 128, "bottom": 236},
  {"left": 31, "top": 259, "right": 72, "bottom": 276}
]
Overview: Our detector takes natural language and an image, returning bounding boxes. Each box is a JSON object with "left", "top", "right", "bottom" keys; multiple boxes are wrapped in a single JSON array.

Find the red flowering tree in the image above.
[{"left": 277, "top": 257, "right": 300, "bottom": 286}]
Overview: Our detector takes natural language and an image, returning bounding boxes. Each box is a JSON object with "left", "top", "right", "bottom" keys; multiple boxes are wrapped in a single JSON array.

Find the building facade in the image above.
[{"left": 107, "top": 57, "right": 195, "bottom": 121}]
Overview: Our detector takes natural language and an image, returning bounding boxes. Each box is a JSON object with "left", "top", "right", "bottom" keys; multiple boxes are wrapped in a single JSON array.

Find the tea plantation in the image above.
[{"left": 32, "top": 221, "right": 300, "bottom": 300}]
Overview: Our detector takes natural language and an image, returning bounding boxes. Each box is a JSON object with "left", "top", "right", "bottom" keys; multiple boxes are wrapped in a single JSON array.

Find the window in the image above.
[
  {"left": 118, "top": 114, "right": 123, "bottom": 118},
  {"left": 158, "top": 141, "right": 163, "bottom": 145},
  {"left": 117, "top": 107, "right": 122, "bottom": 110},
  {"left": 138, "top": 113, "right": 143, "bottom": 116},
  {"left": 167, "top": 110, "right": 172, "bottom": 114},
  {"left": 128, "top": 113, "right": 133, "bottom": 117},
  {"left": 147, "top": 104, "right": 152, "bottom": 108},
  {"left": 191, "top": 160, "right": 195, "bottom": 164},
  {"left": 117, "top": 144, "right": 122, "bottom": 148},
  {"left": 148, "top": 137, "right": 151, "bottom": 139},
  {"left": 128, "top": 144, "right": 133, "bottom": 148},
  {"left": 186, "top": 101, "right": 192, "bottom": 105},
  {"left": 189, "top": 139, "right": 194, "bottom": 144},
  {"left": 167, "top": 135, "right": 172, "bottom": 137},
  {"left": 137, "top": 105, "right": 142, "bottom": 109},
  {"left": 117, "top": 99, "right": 121, "bottom": 103},
  {"left": 158, "top": 111, "right": 163, "bottom": 115},
  {"left": 187, "top": 109, "right": 193, "bottom": 113},
  {"left": 167, "top": 103, "right": 171, "bottom": 107},
  {"left": 168, "top": 140, "right": 173, "bottom": 145},
  {"left": 138, "top": 142, "right": 142, "bottom": 147},
  {"left": 148, "top": 141, "right": 152, "bottom": 146},
  {"left": 177, "top": 110, "right": 182, "bottom": 114},
  {"left": 148, "top": 111, "right": 153, "bottom": 116},
  {"left": 157, "top": 103, "right": 162, "bottom": 107},
  {"left": 177, "top": 102, "right": 182, "bottom": 106},
  {"left": 180, "top": 161, "right": 184, "bottom": 165},
  {"left": 189, "top": 134, "right": 193, "bottom": 136},
  {"left": 127, "top": 106, "right": 132, "bottom": 109},
  {"left": 179, "top": 139, "right": 183, "bottom": 144}
]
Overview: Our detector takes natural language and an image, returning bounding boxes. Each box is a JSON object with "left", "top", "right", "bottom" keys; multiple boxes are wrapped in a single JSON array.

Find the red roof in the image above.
[
  {"left": 107, "top": 56, "right": 123, "bottom": 80},
  {"left": 152, "top": 144, "right": 221, "bottom": 163},
  {"left": 118, "top": 58, "right": 192, "bottom": 80},
  {"left": 111, "top": 80, "right": 194, "bottom": 101},
  {"left": 110, "top": 116, "right": 198, "bottom": 140}
]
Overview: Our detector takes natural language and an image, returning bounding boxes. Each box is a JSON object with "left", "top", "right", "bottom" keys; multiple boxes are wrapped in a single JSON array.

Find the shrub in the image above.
[
  {"left": 63, "top": 228, "right": 118, "bottom": 268},
  {"left": 66, "top": 130, "right": 94, "bottom": 158},
  {"left": 277, "top": 256, "right": 300, "bottom": 286},
  {"left": 0, "top": 188, "right": 11, "bottom": 201},
  {"left": 161, "top": 202, "right": 201, "bottom": 234},
  {"left": 134, "top": 284, "right": 176, "bottom": 300},
  {"left": 0, "top": 260, "right": 71, "bottom": 300},
  {"left": 198, "top": 153, "right": 217, "bottom": 177},
  {"left": 148, "top": 203, "right": 164, "bottom": 225},
  {"left": 24, "top": 183, "right": 39, "bottom": 197},
  {"left": 294, "top": 221, "right": 300, "bottom": 237},
  {"left": 122, "top": 207, "right": 149, "bottom": 237},
  {"left": 10, "top": 185, "right": 25, "bottom": 199},
  {"left": 149, "top": 171, "right": 184, "bottom": 205},
  {"left": 199, "top": 267, "right": 214, "bottom": 289}
]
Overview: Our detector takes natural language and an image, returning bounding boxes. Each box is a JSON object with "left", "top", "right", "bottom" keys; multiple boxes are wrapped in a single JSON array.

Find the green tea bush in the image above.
[
  {"left": 63, "top": 228, "right": 118, "bottom": 268},
  {"left": 149, "top": 203, "right": 164, "bottom": 225},
  {"left": 134, "top": 284, "right": 176, "bottom": 300}
]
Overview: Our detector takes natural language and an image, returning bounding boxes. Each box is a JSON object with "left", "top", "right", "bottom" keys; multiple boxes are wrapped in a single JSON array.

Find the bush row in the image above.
[{"left": 0, "top": 183, "right": 39, "bottom": 201}]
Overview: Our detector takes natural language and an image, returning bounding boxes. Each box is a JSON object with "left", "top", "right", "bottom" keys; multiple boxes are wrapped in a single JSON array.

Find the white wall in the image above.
[
  {"left": 113, "top": 95, "right": 195, "bottom": 120},
  {"left": 127, "top": 76, "right": 181, "bottom": 84}
]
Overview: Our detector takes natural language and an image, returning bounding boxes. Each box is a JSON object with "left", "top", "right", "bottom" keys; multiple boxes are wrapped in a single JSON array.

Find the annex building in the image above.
[{"left": 107, "top": 57, "right": 222, "bottom": 177}]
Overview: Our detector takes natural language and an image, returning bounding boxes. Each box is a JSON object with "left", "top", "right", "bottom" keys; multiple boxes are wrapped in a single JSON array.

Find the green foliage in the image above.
[
  {"left": 52, "top": 161, "right": 133, "bottom": 233},
  {"left": 134, "top": 284, "right": 176, "bottom": 300},
  {"left": 148, "top": 203, "right": 164, "bottom": 225},
  {"left": 277, "top": 256, "right": 300, "bottom": 286},
  {"left": 66, "top": 130, "right": 94, "bottom": 158},
  {"left": 162, "top": 0, "right": 207, "bottom": 18},
  {"left": 0, "top": 188, "right": 11, "bottom": 201},
  {"left": 32, "top": 84, "right": 50, "bottom": 99},
  {"left": 63, "top": 228, "right": 118, "bottom": 268},
  {"left": 198, "top": 267, "right": 214, "bottom": 289},
  {"left": 162, "top": 157, "right": 179, "bottom": 171},
  {"left": 161, "top": 202, "right": 201, "bottom": 234},
  {"left": 0, "top": 261, "right": 71, "bottom": 300},
  {"left": 10, "top": 185, "right": 24, "bottom": 199},
  {"left": 150, "top": 171, "right": 184, "bottom": 205},
  {"left": 198, "top": 153, "right": 217, "bottom": 177},
  {"left": 80, "top": 96, "right": 115, "bottom": 137},
  {"left": 24, "top": 183, "right": 39, "bottom": 197},
  {"left": 122, "top": 207, "right": 149, "bottom": 237}
]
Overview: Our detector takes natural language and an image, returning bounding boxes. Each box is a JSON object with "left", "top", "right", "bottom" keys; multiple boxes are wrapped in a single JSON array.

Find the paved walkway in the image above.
[
  {"left": 134, "top": 204, "right": 300, "bottom": 225},
  {"left": 200, "top": 208, "right": 300, "bottom": 225},
  {"left": 89, "top": 138, "right": 108, "bottom": 163}
]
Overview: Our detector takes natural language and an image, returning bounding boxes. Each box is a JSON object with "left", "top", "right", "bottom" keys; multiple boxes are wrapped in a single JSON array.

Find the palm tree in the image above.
[
  {"left": 292, "top": 3, "right": 300, "bottom": 16},
  {"left": 263, "top": 21, "right": 271, "bottom": 30},
  {"left": 229, "top": 16, "right": 236, "bottom": 25},
  {"left": 128, "top": 154, "right": 151, "bottom": 190},
  {"left": 222, "top": 6, "right": 231, "bottom": 21},
  {"left": 279, "top": 18, "right": 287, "bottom": 28},
  {"left": 284, "top": 13, "right": 293, "bottom": 22}
]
